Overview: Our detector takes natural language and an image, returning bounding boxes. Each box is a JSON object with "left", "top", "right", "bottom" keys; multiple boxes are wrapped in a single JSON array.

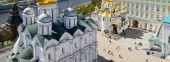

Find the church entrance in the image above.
[
  {"left": 111, "top": 24, "right": 118, "bottom": 34},
  {"left": 133, "top": 20, "right": 138, "bottom": 28}
]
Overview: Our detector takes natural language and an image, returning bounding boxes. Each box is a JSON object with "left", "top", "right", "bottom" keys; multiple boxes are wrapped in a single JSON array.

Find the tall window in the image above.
[
  {"left": 69, "top": 19, "right": 71, "bottom": 28},
  {"left": 47, "top": 26, "right": 49, "bottom": 34},
  {"left": 156, "top": 5, "right": 160, "bottom": 11},
  {"left": 169, "top": 37, "right": 170, "bottom": 43},
  {"left": 42, "top": 26, "right": 44, "bottom": 34},
  {"left": 62, "top": 48, "right": 65, "bottom": 54},
  {"left": 162, "top": 5, "right": 166, "bottom": 12},
  {"left": 151, "top": 4, "right": 155, "bottom": 11},
  {"left": 26, "top": 17, "right": 27, "bottom": 25},
  {"left": 48, "top": 54, "right": 51, "bottom": 60},
  {"left": 74, "top": 19, "right": 75, "bottom": 26},
  {"left": 74, "top": 58, "right": 77, "bottom": 62},
  {"left": 52, "top": 9, "right": 54, "bottom": 21},
  {"left": 140, "top": 3, "right": 144, "bottom": 9},
  {"left": 85, "top": 53, "right": 87, "bottom": 60},
  {"left": 84, "top": 38, "right": 87, "bottom": 44},
  {"left": 75, "top": 42, "right": 77, "bottom": 48},
  {"left": 30, "top": 17, "right": 32, "bottom": 24},
  {"left": 146, "top": 4, "right": 149, "bottom": 10},
  {"left": 136, "top": 3, "right": 139, "bottom": 8}
]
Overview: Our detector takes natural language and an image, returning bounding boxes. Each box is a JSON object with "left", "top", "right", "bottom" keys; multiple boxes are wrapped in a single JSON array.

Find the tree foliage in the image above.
[{"left": 0, "top": 25, "right": 14, "bottom": 47}]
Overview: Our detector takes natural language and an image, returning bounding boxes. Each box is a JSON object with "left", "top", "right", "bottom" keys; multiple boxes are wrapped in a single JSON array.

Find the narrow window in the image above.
[
  {"left": 26, "top": 17, "right": 27, "bottom": 25},
  {"left": 52, "top": 9, "right": 54, "bottom": 21},
  {"left": 48, "top": 54, "right": 51, "bottom": 60},
  {"left": 74, "top": 58, "right": 77, "bottom": 62},
  {"left": 30, "top": 17, "right": 32, "bottom": 24},
  {"left": 62, "top": 48, "right": 65, "bottom": 54},
  {"left": 75, "top": 42, "right": 77, "bottom": 48},
  {"left": 42, "top": 26, "right": 44, "bottom": 34},
  {"left": 47, "top": 26, "right": 49, "bottom": 34},
  {"left": 169, "top": 37, "right": 170, "bottom": 43},
  {"left": 74, "top": 19, "right": 75, "bottom": 26},
  {"left": 69, "top": 19, "right": 71, "bottom": 28}
]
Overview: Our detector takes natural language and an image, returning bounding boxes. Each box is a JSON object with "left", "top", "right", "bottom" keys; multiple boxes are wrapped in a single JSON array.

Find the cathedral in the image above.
[
  {"left": 92, "top": 0, "right": 128, "bottom": 34},
  {"left": 6, "top": 0, "right": 98, "bottom": 62}
]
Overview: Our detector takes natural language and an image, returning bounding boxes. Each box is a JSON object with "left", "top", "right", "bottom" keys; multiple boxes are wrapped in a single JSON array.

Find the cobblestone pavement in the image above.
[{"left": 97, "top": 28, "right": 170, "bottom": 62}]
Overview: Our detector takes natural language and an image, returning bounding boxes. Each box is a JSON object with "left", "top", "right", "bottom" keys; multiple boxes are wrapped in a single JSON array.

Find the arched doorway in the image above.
[
  {"left": 111, "top": 24, "right": 118, "bottom": 34},
  {"left": 133, "top": 20, "right": 138, "bottom": 28}
]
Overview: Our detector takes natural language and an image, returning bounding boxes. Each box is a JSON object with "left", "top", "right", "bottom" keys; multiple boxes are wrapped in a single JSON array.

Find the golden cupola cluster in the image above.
[
  {"left": 99, "top": 10, "right": 115, "bottom": 18},
  {"left": 37, "top": 0, "right": 58, "bottom": 6},
  {"left": 95, "top": 0, "right": 127, "bottom": 18}
]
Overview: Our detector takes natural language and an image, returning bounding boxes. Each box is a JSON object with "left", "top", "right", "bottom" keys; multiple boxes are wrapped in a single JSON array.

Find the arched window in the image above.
[
  {"left": 85, "top": 53, "right": 87, "bottom": 60},
  {"left": 48, "top": 54, "right": 51, "bottom": 60},
  {"left": 62, "top": 48, "right": 65, "bottom": 54},
  {"left": 47, "top": 26, "right": 49, "bottom": 34},
  {"left": 84, "top": 38, "right": 87, "bottom": 44},
  {"left": 26, "top": 17, "right": 28, "bottom": 25},
  {"left": 42, "top": 26, "right": 44, "bottom": 34},
  {"left": 69, "top": 19, "right": 71, "bottom": 28},
  {"left": 75, "top": 42, "right": 77, "bottom": 48},
  {"left": 74, "top": 58, "right": 77, "bottom": 62},
  {"left": 30, "top": 17, "right": 32, "bottom": 24}
]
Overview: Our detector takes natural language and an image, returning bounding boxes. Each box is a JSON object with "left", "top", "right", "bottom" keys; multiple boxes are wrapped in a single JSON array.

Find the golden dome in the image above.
[
  {"left": 115, "top": 2, "right": 119, "bottom": 6},
  {"left": 98, "top": 11, "right": 103, "bottom": 16},
  {"left": 122, "top": 6, "right": 127, "bottom": 9},
  {"left": 101, "top": 3, "right": 106, "bottom": 6},
  {"left": 102, "top": 10, "right": 108, "bottom": 17},
  {"left": 106, "top": 0, "right": 113, "bottom": 2},
  {"left": 115, "top": 9, "right": 119, "bottom": 12},
  {"left": 37, "top": 0, "right": 57, "bottom": 6},
  {"left": 95, "top": 6, "right": 99, "bottom": 10},
  {"left": 107, "top": 11, "right": 114, "bottom": 18}
]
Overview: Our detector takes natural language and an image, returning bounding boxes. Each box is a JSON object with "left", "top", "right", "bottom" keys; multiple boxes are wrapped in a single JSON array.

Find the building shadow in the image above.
[
  {"left": 120, "top": 28, "right": 144, "bottom": 39},
  {"left": 97, "top": 55, "right": 115, "bottom": 62}
]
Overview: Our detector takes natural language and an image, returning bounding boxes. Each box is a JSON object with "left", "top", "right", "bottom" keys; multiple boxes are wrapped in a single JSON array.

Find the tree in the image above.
[{"left": 0, "top": 25, "right": 14, "bottom": 47}]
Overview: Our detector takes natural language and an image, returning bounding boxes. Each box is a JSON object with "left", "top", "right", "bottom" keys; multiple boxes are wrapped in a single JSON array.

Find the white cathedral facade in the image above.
[
  {"left": 7, "top": 0, "right": 98, "bottom": 62},
  {"left": 92, "top": 0, "right": 129, "bottom": 34}
]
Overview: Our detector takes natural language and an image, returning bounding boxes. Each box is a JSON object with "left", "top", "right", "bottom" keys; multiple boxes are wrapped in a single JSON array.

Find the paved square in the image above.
[{"left": 97, "top": 28, "right": 170, "bottom": 62}]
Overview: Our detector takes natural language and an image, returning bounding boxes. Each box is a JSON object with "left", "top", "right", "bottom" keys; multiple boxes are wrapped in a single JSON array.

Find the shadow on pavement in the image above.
[
  {"left": 98, "top": 55, "right": 115, "bottom": 62},
  {"left": 120, "top": 28, "right": 144, "bottom": 39}
]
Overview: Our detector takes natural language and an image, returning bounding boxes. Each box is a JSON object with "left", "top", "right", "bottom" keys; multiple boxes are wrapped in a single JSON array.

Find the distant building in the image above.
[
  {"left": 92, "top": 0, "right": 128, "bottom": 34},
  {"left": 118, "top": 0, "right": 170, "bottom": 32}
]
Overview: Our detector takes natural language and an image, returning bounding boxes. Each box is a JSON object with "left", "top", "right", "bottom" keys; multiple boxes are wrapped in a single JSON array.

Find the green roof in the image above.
[
  {"left": 36, "top": 35, "right": 49, "bottom": 47},
  {"left": 19, "top": 46, "right": 33, "bottom": 60},
  {"left": 52, "top": 24, "right": 66, "bottom": 41},
  {"left": 77, "top": 20, "right": 90, "bottom": 32},
  {"left": 6, "top": 58, "right": 18, "bottom": 62},
  {"left": 163, "top": 13, "right": 170, "bottom": 24},
  {"left": 86, "top": 19, "right": 98, "bottom": 30},
  {"left": 77, "top": 14, "right": 85, "bottom": 20},
  {"left": 88, "top": 18, "right": 98, "bottom": 26},
  {"left": 19, "top": 24, "right": 26, "bottom": 32},
  {"left": 6, "top": 15, "right": 23, "bottom": 25},
  {"left": 148, "top": 35, "right": 164, "bottom": 45},
  {"left": 27, "top": 24, "right": 38, "bottom": 38},
  {"left": 66, "top": 26, "right": 79, "bottom": 35}
]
